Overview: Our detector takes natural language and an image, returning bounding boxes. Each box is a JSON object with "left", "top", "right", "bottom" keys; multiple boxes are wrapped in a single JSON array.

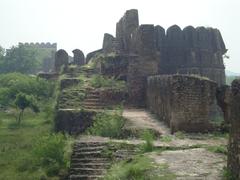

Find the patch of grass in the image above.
[
  {"left": 104, "top": 155, "right": 176, "bottom": 180},
  {"left": 206, "top": 145, "right": 227, "bottom": 155},
  {"left": 86, "top": 112, "right": 125, "bottom": 138},
  {"left": 90, "top": 75, "right": 127, "bottom": 90},
  {"left": 141, "top": 130, "right": 155, "bottom": 152},
  {"left": 160, "top": 135, "right": 173, "bottom": 142},
  {"left": 175, "top": 131, "right": 186, "bottom": 139},
  {"left": 0, "top": 109, "right": 72, "bottom": 179}
]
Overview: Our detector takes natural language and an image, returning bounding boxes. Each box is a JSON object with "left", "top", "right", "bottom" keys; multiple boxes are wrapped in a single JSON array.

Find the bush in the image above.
[
  {"left": 86, "top": 112, "right": 125, "bottom": 138},
  {"left": 0, "top": 73, "right": 55, "bottom": 108},
  {"left": 141, "top": 130, "right": 155, "bottom": 152},
  {"left": 32, "top": 133, "right": 68, "bottom": 176}
]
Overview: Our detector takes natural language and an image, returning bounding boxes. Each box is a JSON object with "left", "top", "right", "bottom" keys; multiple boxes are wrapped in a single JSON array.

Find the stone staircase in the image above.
[
  {"left": 82, "top": 90, "right": 105, "bottom": 111},
  {"left": 58, "top": 88, "right": 86, "bottom": 109},
  {"left": 69, "top": 141, "right": 111, "bottom": 180},
  {"left": 69, "top": 139, "right": 138, "bottom": 180}
]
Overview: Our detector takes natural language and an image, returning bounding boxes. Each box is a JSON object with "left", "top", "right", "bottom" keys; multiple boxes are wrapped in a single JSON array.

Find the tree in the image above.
[{"left": 14, "top": 93, "right": 39, "bottom": 125}]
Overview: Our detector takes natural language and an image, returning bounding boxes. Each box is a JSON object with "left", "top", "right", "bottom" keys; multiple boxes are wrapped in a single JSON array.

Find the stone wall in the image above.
[
  {"left": 217, "top": 79, "right": 240, "bottom": 179},
  {"left": 127, "top": 25, "right": 160, "bottom": 106},
  {"left": 55, "top": 109, "right": 96, "bottom": 134},
  {"left": 85, "top": 49, "right": 103, "bottom": 64},
  {"left": 127, "top": 54, "right": 159, "bottom": 107},
  {"left": 147, "top": 75, "right": 217, "bottom": 133},
  {"left": 116, "top": 9, "right": 139, "bottom": 53},
  {"left": 157, "top": 25, "right": 227, "bottom": 86},
  {"left": 98, "top": 55, "right": 129, "bottom": 79}
]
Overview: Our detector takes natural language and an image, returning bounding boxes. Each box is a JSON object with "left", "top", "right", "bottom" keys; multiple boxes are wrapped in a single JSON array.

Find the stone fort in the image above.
[
  {"left": 100, "top": 9, "right": 226, "bottom": 107},
  {"left": 52, "top": 9, "right": 240, "bottom": 179},
  {"left": 53, "top": 9, "right": 228, "bottom": 133}
]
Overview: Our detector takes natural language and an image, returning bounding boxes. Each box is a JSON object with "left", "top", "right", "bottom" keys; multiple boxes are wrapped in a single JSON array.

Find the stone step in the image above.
[
  {"left": 82, "top": 102, "right": 103, "bottom": 106},
  {"left": 73, "top": 146, "right": 105, "bottom": 152},
  {"left": 83, "top": 98, "right": 100, "bottom": 102},
  {"left": 71, "top": 158, "right": 109, "bottom": 164},
  {"left": 86, "top": 94, "right": 100, "bottom": 98},
  {"left": 70, "top": 168, "right": 105, "bottom": 175},
  {"left": 83, "top": 106, "right": 103, "bottom": 110},
  {"left": 70, "top": 162, "right": 111, "bottom": 169},
  {"left": 72, "top": 151, "right": 102, "bottom": 158},
  {"left": 69, "top": 174, "right": 104, "bottom": 180},
  {"left": 74, "top": 142, "right": 108, "bottom": 147}
]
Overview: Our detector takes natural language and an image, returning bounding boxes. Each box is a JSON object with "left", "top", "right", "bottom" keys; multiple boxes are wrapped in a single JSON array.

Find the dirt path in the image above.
[
  {"left": 123, "top": 108, "right": 171, "bottom": 135},
  {"left": 149, "top": 148, "right": 226, "bottom": 180}
]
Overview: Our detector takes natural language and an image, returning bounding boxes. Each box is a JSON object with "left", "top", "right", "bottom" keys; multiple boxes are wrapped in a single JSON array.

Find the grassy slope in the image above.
[{"left": 0, "top": 110, "right": 54, "bottom": 180}]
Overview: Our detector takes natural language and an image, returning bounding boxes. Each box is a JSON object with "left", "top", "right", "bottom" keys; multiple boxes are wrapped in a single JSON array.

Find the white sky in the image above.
[{"left": 0, "top": 0, "right": 239, "bottom": 72}]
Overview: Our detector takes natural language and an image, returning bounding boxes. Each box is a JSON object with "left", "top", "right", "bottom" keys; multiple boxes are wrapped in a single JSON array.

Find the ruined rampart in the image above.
[{"left": 147, "top": 75, "right": 217, "bottom": 133}]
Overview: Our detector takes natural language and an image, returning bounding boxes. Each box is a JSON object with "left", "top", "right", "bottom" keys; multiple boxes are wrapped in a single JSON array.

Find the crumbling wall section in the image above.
[
  {"left": 147, "top": 75, "right": 217, "bottom": 133},
  {"left": 116, "top": 9, "right": 139, "bottom": 53},
  {"left": 227, "top": 79, "right": 240, "bottom": 179},
  {"left": 217, "top": 80, "right": 240, "bottom": 179}
]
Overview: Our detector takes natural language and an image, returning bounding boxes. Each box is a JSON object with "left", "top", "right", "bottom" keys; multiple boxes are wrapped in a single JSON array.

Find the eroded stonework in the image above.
[{"left": 147, "top": 75, "right": 217, "bottom": 133}]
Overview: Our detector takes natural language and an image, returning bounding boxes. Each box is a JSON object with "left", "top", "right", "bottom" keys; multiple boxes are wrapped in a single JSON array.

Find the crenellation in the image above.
[
  {"left": 19, "top": 42, "right": 57, "bottom": 49},
  {"left": 102, "top": 33, "right": 115, "bottom": 54},
  {"left": 55, "top": 49, "right": 69, "bottom": 72},
  {"left": 154, "top": 25, "right": 165, "bottom": 50},
  {"left": 72, "top": 49, "right": 85, "bottom": 65}
]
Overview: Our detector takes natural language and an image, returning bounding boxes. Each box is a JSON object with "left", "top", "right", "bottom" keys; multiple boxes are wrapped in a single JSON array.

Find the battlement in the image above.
[{"left": 18, "top": 42, "right": 57, "bottom": 49}]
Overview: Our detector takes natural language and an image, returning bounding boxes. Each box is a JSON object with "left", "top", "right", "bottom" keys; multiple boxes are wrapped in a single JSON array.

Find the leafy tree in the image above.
[
  {"left": 14, "top": 93, "right": 39, "bottom": 124},
  {"left": 1, "top": 45, "right": 39, "bottom": 74}
]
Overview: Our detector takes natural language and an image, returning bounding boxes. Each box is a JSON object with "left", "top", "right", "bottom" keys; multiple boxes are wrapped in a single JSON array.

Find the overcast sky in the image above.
[{"left": 0, "top": 0, "right": 239, "bottom": 72}]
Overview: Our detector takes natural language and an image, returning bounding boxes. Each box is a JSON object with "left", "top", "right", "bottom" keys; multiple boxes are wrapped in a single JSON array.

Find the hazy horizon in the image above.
[{"left": 0, "top": 0, "right": 239, "bottom": 72}]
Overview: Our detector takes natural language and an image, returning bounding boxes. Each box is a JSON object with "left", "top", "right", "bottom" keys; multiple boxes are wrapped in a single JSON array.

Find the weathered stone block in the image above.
[
  {"left": 147, "top": 75, "right": 217, "bottom": 133},
  {"left": 54, "top": 109, "right": 96, "bottom": 135}
]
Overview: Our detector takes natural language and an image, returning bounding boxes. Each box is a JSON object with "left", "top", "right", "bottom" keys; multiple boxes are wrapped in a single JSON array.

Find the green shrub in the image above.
[
  {"left": 141, "top": 130, "right": 155, "bottom": 152},
  {"left": 32, "top": 133, "right": 68, "bottom": 176},
  {"left": 86, "top": 112, "right": 125, "bottom": 138}
]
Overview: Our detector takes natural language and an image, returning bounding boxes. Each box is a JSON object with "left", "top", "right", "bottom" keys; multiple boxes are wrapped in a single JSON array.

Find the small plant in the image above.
[
  {"left": 32, "top": 133, "right": 69, "bottom": 176},
  {"left": 160, "top": 135, "right": 173, "bottom": 142},
  {"left": 86, "top": 112, "right": 125, "bottom": 138},
  {"left": 141, "top": 130, "right": 155, "bottom": 152},
  {"left": 175, "top": 131, "right": 186, "bottom": 139},
  {"left": 14, "top": 93, "right": 39, "bottom": 125}
]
